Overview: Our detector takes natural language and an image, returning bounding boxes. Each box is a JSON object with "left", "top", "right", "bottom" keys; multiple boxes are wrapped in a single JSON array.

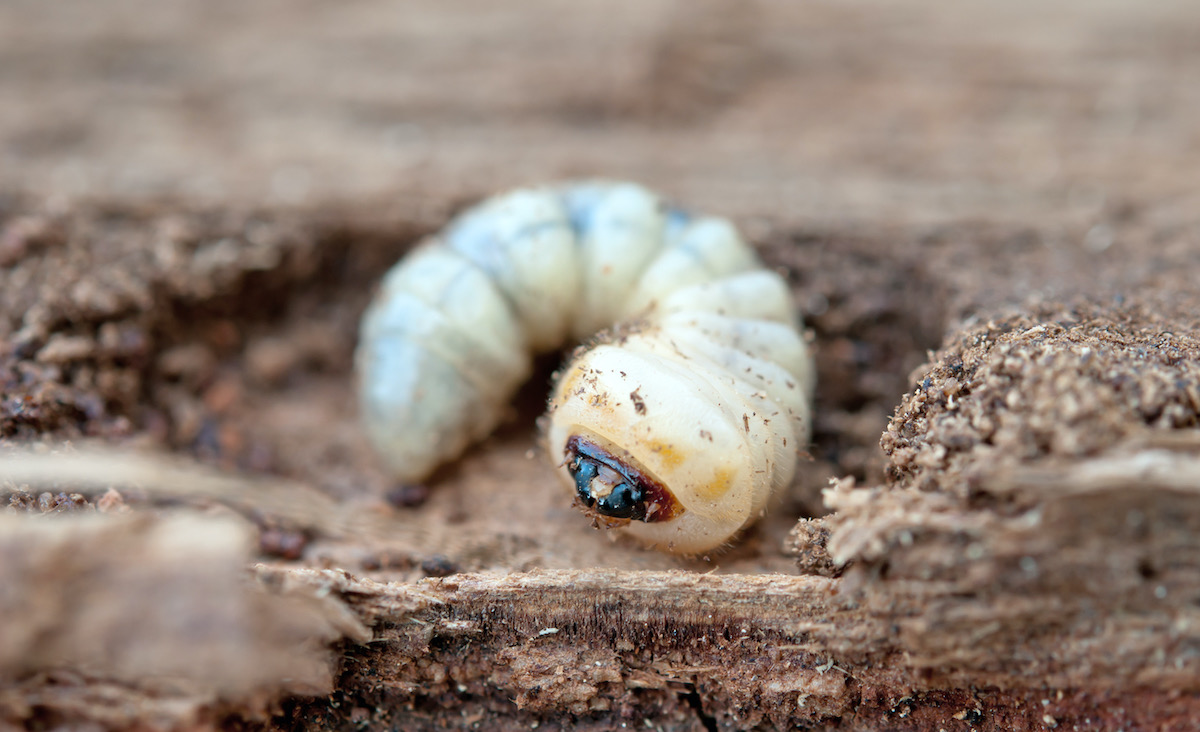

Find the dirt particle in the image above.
[
  {"left": 420, "top": 555, "right": 458, "bottom": 577},
  {"left": 158, "top": 343, "right": 218, "bottom": 388},
  {"left": 0, "top": 215, "right": 58, "bottom": 267},
  {"left": 202, "top": 375, "right": 243, "bottom": 415},
  {"left": 95, "top": 488, "right": 128, "bottom": 514},
  {"left": 245, "top": 336, "right": 301, "bottom": 387},
  {"left": 630, "top": 388, "right": 647, "bottom": 416},
  {"left": 35, "top": 334, "right": 96, "bottom": 365},
  {"left": 386, "top": 483, "right": 430, "bottom": 509},
  {"left": 259, "top": 528, "right": 309, "bottom": 560}
]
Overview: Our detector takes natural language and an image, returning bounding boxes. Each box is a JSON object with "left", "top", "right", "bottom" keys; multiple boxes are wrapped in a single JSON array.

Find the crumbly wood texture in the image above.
[
  {"left": 3, "top": 0, "right": 1200, "bottom": 729},
  {"left": 0, "top": 514, "right": 368, "bottom": 729}
]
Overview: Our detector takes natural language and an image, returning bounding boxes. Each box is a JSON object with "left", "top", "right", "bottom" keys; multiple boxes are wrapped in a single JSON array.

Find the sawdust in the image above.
[{"left": 883, "top": 299, "right": 1200, "bottom": 498}]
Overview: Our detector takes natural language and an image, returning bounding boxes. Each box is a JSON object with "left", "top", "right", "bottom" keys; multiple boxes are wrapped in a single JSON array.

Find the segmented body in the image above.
[{"left": 356, "top": 182, "right": 814, "bottom": 554}]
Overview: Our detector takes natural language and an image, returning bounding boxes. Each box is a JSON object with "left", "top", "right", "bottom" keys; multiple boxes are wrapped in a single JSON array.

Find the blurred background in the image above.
[{"left": 2, "top": 0, "right": 1197, "bottom": 231}]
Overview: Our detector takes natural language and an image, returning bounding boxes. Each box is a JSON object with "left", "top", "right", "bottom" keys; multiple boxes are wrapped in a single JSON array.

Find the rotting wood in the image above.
[
  {"left": 0, "top": 514, "right": 368, "bottom": 730},
  {"left": 265, "top": 537, "right": 1200, "bottom": 726},
  {"left": 3, "top": 1, "right": 1200, "bottom": 725}
]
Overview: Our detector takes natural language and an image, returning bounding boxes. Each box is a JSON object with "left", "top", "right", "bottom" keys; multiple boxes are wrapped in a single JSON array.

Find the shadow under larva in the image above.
[{"left": 355, "top": 181, "right": 815, "bottom": 555}]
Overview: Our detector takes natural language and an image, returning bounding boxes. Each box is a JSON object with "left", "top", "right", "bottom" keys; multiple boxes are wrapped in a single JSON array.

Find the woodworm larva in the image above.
[{"left": 356, "top": 182, "right": 814, "bottom": 554}]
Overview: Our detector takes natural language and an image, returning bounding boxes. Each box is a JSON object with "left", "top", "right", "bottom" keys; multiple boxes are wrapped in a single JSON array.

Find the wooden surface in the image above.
[{"left": 2, "top": 1, "right": 1200, "bottom": 729}]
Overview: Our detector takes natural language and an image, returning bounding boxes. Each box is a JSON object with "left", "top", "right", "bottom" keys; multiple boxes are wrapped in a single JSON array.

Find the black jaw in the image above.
[
  {"left": 567, "top": 449, "right": 646, "bottom": 520},
  {"left": 563, "top": 434, "right": 683, "bottom": 524}
]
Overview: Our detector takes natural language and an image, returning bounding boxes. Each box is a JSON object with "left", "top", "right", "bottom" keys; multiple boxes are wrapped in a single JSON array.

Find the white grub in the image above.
[{"left": 356, "top": 181, "right": 814, "bottom": 554}]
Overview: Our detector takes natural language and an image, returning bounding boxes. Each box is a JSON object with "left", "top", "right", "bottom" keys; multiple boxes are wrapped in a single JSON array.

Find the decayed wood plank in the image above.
[{"left": 266, "top": 532, "right": 1200, "bottom": 728}]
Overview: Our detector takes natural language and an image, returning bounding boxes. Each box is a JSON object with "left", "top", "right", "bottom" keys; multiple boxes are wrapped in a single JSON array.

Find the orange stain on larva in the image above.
[
  {"left": 691, "top": 465, "right": 737, "bottom": 503},
  {"left": 642, "top": 439, "right": 685, "bottom": 469}
]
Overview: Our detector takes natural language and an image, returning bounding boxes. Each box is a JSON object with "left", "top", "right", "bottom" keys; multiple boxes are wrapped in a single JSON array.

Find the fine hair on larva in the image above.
[{"left": 356, "top": 181, "right": 815, "bottom": 555}]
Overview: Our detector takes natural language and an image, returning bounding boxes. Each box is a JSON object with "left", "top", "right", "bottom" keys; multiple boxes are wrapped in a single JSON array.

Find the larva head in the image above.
[
  {"left": 564, "top": 433, "right": 683, "bottom": 523},
  {"left": 545, "top": 338, "right": 779, "bottom": 555}
]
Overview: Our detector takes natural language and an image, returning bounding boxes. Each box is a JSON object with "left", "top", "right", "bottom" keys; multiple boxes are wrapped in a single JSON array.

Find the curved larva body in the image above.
[{"left": 356, "top": 182, "right": 814, "bottom": 554}]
